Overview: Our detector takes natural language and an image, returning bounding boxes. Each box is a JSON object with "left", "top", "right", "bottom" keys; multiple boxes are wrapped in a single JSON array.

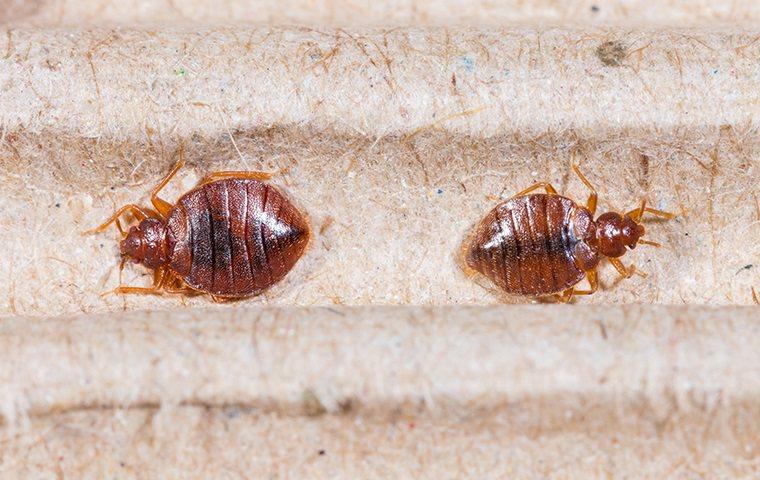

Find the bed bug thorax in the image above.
[
  {"left": 464, "top": 164, "right": 674, "bottom": 302},
  {"left": 86, "top": 150, "right": 310, "bottom": 301}
]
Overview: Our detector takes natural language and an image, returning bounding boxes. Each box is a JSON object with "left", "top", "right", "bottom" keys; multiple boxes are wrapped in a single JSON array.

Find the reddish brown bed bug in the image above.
[
  {"left": 86, "top": 153, "right": 310, "bottom": 301},
  {"left": 464, "top": 165, "right": 674, "bottom": 302}
]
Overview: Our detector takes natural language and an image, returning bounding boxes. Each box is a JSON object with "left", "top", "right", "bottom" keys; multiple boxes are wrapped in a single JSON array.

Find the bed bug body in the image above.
[
  {"left": 91, "top": 156, "right": 309, "bottom": 300},
  {"left": 465, "top": 165, "right": 672, "bottom": 301}
]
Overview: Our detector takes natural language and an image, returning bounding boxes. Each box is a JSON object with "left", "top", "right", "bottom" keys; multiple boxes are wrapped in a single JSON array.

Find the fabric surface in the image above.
[
  {"left": 1, "top": 306, "right": 758, "bottom": 478},
  {"left": 0, "top": 1, "right": 758, "bottom": 478},
  {"left": 1, "top": 27, "right": 758, "bottom": 315}
]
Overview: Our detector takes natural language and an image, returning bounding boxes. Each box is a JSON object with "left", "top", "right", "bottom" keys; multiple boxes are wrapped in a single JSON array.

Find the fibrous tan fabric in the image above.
[
  {"left": 1, "top": 306, "right": 758, "bottom": 478},
  {"left": 0, "top": 1, "right": 759, "bottom": 478},
  {"left": 0, "top": 27, "right": 758, "bottom": 316},
  {"left": 4, "top": 406, "right": 759, "bottom": 478},
  {"left": 3, "top": 305, "right": 758, "bottom": 420},
  {"left": 3, "top": 0, "right": 760, "bottom": 26}
]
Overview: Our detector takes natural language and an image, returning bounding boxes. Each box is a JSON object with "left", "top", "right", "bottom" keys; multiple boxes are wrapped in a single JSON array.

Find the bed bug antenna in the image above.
[
  {"left": 637, "top": 239, "right": 662, "bottom": 247},
  {"left": 626, "top": 199, "right": 676, "bottom": 222}
]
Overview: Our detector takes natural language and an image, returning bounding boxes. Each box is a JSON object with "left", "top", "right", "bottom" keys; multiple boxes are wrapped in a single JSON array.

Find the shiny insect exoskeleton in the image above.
[
  {"left": 464, "top": 165, "right": 674, "bottom": 302},
  {"left": 87, "top": 153, "right": 310, "bottom": 301}
]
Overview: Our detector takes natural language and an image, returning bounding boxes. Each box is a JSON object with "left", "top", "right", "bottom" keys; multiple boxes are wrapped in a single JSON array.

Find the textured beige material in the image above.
[
  {"left": 2, "top": 305, "right": 758, "bottom": 419},
  {"left": 4, "top": 407, "right": 759, "bottom": 478},
  {"left": 1, "top": 27, "right": 759, "bottom": 316},
  {"left": 3, "top": 0, "right": 760, "bottom": 26},
  {"left": 0, "top": 2, "right": 759, "bottom": 478},
  {"left": 0, "top": 306, "right": 758, "bottom": 478}
]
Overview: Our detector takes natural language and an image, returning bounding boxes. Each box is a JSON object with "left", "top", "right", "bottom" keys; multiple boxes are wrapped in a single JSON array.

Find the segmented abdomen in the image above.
[
  {"left": 166, "top": 178, "right": 309, "bottom": 297},
  {"left": 466, "top": 194, "right": 584, "bottom": 295}
]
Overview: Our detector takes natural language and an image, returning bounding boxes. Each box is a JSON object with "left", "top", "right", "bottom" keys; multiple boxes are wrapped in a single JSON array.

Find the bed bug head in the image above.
[
  {"left": 595, "top": 212, "right": 645, "bottom": 258},
  {"left": 594, "top": 197, "right": 677, "bottom": 258},
  {"left": 120, "top": 218, "right": 169, "bottom": 268}
]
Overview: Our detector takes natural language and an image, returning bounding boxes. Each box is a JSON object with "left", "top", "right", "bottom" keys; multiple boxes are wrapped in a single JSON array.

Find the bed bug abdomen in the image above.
[
  {"left": 166, "top": 178, "right": 309, "bottom": 298},
  {"left": 466, "top": 194, "right": 591, "bottom": 296}
]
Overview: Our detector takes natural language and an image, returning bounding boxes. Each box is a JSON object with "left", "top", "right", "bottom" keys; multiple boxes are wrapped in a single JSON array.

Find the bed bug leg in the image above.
[
  {"left": 161, "top": 272, "right": 200, "bottom": 295},
  {"left": 84, "top": 204, "right": 153, "bottom": 235},
  {"left": 101, "top": 265, "right": 168, "bottom": 297},
  {"left": 570, "top": 270, "right": 599, "bottom": 296},
  {"left": 209, "top": 294, "right": 237, "bottom": 303},
  {"left": 555, "top": 289, "right": 572, "bottom": 303},
  {"left": 608, "top": 257, "right": 642, "bottom": 279},
  {"left": 102, "top": 286, "right": 164, "bottom": 296},
  {"left": 164, "top": 285, "right": 198, "bottom": 295},
  {"left": 199, "top": 170, "right": 274, "bottom": 186},
  {"left": 150, "top": 148, "right": 186, "bottom": 218},
  {"left": 114, "top": 218, "right": 126, "bottom": 236},
  {"left": 515, "top": 182, "right": 558, "bottom": 197},
  {"left": 555, "top": 270, "right": 598, "bottom": 302},
  {"left": 571, "top": 163, "right": 598, "bottom": 215}
]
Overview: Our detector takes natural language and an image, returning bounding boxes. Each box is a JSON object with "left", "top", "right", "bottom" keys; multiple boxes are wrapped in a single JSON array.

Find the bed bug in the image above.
[
  {"left": 464, "top": 165, "right": 674, "bottom": 301},
  {"left": 86, "top": 153, "right": 310, "bottom": 301}
]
